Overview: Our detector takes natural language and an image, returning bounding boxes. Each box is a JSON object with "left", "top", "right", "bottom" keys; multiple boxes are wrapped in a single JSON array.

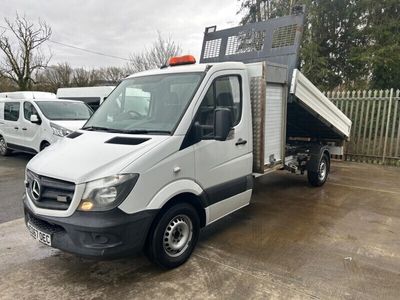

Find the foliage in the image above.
[{"left": 237, "top": 0, "right": 400, "bottom": 90}]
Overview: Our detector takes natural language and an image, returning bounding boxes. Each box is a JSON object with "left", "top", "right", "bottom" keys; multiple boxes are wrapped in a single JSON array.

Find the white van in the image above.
[
  {"left": 22, "top": 10, "right": 351, "bottom": 269},
  {"left": 57, "top": 86, "right": 115, "bottom": 111},
  {"left": 0, "top": 97, "right": 93, "bottom": 155}
]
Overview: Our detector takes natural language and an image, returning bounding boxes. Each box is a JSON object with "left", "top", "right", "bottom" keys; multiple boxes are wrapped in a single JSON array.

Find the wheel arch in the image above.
[{"left": 146, "top": 179, "right": 207, "bottom": 228}]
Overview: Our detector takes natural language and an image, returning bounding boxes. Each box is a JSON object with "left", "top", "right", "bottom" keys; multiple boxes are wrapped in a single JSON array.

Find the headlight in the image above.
[
  {"left": 78, "top": 174, "right": 139, "bottom": 211},
  {"left": 50, "top": 122, "right": 72, "bottom": 137}
]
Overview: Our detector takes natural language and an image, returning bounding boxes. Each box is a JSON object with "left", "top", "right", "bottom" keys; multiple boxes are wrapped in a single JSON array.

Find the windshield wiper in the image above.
[
  {"left": 82, "top": 126, "right": 171, "bottom": 135},
  {"left": 82, "top": 126, "right": 121, "bottom": 133}
]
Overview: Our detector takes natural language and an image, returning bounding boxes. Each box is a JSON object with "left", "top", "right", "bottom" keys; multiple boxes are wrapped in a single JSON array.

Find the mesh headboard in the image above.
[{"left": 200, "top": 7, "right": 305, "bottom": 82}]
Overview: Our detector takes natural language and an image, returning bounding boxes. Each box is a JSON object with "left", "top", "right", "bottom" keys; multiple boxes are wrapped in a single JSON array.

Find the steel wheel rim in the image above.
[
  {"left": 0, "top": 137, "right": 6, "bottom": 154},
  {"left": 318, "top": 160, "right": 327, "bottom": 181},
  {"left": 163, "top": 214, "right": 193, "bottom": 257}
]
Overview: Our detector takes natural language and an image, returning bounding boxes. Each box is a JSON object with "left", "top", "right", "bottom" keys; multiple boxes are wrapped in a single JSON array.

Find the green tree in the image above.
[
  {"left": 237, "top": 0, "right": 399, "bottom": 90},
  {"left": 362, "top": 0, "right": 400, "bottom": 89},
  {"left": 300, "top": 0, "right": 368, "bottom": 90}
]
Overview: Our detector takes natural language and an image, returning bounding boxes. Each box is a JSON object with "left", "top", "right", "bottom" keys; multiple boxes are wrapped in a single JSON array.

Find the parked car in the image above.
[{"left": 0, "top": 97, "right": 93, "bottom": 155}]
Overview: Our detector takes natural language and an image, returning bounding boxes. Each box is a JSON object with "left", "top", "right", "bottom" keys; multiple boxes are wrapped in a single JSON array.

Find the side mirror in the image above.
[
  {"left": 214, "top": 108, "right": 233, "bottom": 141},
  {"left": 30, "top": 114, "right": 41, "bottom": 125}
]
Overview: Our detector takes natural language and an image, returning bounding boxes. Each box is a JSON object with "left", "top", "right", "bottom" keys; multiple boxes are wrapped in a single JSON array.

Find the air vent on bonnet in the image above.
[
  {"left": 105, "top": 137, "right": 150, "bottom": 145},
  {"left": 67, "top": 132, "right": 83, "bottom": 139}
]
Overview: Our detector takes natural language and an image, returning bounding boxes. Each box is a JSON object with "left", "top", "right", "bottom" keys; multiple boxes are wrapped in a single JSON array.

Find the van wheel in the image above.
[
  {"left": 40, "top": 141, "right": 50, "bottom": 151},
  {"left": 308, "top": 153, "right": 329, "bottom": 187},
  {"left": 145, "top": 203, "right": 200, "bottom": 269},
  {"left": 0, "top": 136, "right": 11, "bottom": 156}
]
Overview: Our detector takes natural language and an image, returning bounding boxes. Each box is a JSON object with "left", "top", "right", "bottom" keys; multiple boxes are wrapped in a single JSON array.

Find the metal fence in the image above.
[{"left": 326, "top": 89, "right": 400, "bottom": 166}]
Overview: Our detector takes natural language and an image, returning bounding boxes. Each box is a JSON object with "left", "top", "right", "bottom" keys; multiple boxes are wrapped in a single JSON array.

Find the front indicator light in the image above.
[
  {"left": 79, "top": 201, "right": 94, "bottom": 211},
  {"left": 78, "top": 174, "right": 139, "bottom": 212}
]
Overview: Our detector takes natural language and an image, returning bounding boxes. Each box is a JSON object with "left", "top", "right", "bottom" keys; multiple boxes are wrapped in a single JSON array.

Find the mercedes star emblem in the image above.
[{"left": 31, "top": 179, "right": 41, "bottom": 200}]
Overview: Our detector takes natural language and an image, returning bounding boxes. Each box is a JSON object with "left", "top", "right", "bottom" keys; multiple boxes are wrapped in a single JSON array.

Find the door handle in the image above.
[
  {"left": 22, "top": 128, "right": 27, "bottom": 131},
  {"left": 235, "top": 138, "right": 247, "bottom": 146},
  {"left": 14, "top": 127, "right": 19, "bottom": 130}
]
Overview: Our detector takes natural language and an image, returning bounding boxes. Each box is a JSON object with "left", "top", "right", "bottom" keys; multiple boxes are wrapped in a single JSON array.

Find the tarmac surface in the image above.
[
  {"left": 0, "top": 159, "right": 399, "bottom": 299},
  {"left": 0, "top": 153, "right": 31, "bottom": 223}
]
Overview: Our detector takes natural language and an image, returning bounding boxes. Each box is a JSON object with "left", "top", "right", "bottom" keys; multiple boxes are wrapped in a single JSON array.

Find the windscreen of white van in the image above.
[
  {"left": 83, "top": 73, "right": 203, "bottom": 134},
  {"left": 35, "top": 101, "right": 93, "bottom": 120}
]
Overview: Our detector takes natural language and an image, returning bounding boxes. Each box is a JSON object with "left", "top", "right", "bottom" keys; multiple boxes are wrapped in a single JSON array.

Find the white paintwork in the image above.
[
  {"left": 146, "top": 179, "right": 203, "bottom": 210},
  {"left": 0, "top": 91, "right": 56, "bottom": 100},
  {"left": 264, "top": 84, "right": 284, "bottom": 164},
  {"left": 0, "top": 98, "right": 90, "bottom": 153},
  {"left": 290, "top": 69, "right": 352, "bottom": 139},
  {"left": 192, "top": 68, "right": 253, "bottom": 191}
]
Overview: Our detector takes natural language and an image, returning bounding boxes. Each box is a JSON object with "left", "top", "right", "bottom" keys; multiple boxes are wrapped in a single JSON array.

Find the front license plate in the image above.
[{"left": 27, "top": 222, "right": 52, "bottom": 246}]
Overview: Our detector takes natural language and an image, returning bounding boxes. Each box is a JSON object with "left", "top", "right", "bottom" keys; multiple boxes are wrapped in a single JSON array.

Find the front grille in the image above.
[
  {"left": 26, "top": 212, "right": 64, "bottom": 234},
  {"left": 26, "top": 170, "right": 75, "bottom": 210}
]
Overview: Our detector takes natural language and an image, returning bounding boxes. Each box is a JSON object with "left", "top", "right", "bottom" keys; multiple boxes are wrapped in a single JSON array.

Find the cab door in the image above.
[
  {"left": 193, "top": 70, "right": 253, "bottom": 224},
  {"left": 20, "top": 101, "right": 42, "bottom": 152}
]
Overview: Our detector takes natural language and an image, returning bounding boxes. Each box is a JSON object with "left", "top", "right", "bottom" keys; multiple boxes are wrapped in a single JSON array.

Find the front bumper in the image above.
[{"left": 23, "top": 196, "right": 158, "bottom": 259}]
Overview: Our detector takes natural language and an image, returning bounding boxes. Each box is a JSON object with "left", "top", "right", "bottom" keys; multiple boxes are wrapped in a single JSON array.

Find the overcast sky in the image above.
[{"left": 1, "top": 0, "right": 242, "bottom": 68}]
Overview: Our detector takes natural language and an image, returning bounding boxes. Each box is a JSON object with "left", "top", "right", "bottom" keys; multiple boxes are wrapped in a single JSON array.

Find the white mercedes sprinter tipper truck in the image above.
[{"left": 23, "top": 8, "right": 351, "bottom": 268}]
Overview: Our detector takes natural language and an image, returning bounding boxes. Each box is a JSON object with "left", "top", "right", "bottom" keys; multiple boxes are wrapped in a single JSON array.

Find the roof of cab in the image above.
[{"left": 126, "top": 62, "right": 246, "bottom": 79}]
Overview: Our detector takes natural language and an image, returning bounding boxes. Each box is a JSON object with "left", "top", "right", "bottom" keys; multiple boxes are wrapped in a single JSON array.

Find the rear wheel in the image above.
[
  {"left": 145, "top": 203, "right": 200, "bottom": 269},
  {"left": 0, "top": 136, "right": 11, "bottom": 156},
  {"left": 308, "top": 153, "right": 329, "bottom": 187}
]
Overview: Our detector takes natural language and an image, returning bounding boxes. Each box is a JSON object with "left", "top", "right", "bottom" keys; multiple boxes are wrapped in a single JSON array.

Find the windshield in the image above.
[
  {"left": 83, "top": 72, "right": 203, "bottom": 134},
  {"left": 35, "top": 101, "right": 93, "bottom": 120}
]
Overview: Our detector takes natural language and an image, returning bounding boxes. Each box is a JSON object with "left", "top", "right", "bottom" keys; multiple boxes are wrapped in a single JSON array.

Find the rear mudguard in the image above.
[{"left": 306, "top": 145, "right": 330, "bottom": 173}]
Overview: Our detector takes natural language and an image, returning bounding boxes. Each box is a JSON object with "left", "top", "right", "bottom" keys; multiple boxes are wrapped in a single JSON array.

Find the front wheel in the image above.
[
  {"left": 307, "top": 153, "right": 329, "bottom": 187},
  {"left": 0, "top": 136, "right": 11, "bottom": 156},
  {"left": 145, "top": 203, "right": 200, "bottom": 269}
]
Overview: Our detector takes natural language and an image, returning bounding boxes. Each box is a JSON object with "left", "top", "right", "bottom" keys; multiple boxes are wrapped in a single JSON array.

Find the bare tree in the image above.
[
  {"left": 127, "top": 32, "right": 181, "bottom": 73},
  {"left": 0, "top": 14, "right": 52, "bottom": 90},
  {"left": 99, "top": 66, "right": 126, "bottom": 83},
  {"left": 39, "top": 62, "right": 73, "bottom": 91},
  {"left": 72, "top": 68, "right": 103, "bottom": 87}
]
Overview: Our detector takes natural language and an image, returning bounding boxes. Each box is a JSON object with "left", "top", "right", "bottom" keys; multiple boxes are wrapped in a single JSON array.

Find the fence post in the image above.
[{"left": 382, "top": 88, "right": 394, "bottom": 163}]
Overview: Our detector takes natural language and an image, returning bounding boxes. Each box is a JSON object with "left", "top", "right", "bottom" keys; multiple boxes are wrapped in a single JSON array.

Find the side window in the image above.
[
  {"left": 24, "top": 102, "right": 38, "bottom": 120},
  {"left": 4, "top": 102, "right": 20, "bottom": 121},
  {"left": 215, "top": 76, "right": 241, "bottom": 125},
  {"left": 195, "top": 75, "right": 242, "bottom": 137}
]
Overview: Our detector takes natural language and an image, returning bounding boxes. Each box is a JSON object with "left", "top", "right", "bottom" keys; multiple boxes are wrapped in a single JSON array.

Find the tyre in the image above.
[
  {"left": 145, "top": 203, "right": 200, "bottom": 269},
  {"left": 0, "top": 136, "right": 11, "bottom": 156},
  {"left": 307, "top": 153, "right": 329, "bottom": 187},
  {"left": 40, "top": 141, "right": 50, "bottom": 151}
]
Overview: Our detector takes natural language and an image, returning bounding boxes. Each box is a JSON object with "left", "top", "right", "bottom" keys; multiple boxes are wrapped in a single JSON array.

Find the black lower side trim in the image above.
[
  {"left": 200, "top": 174, "right": 253, "bottom": 207},
  {"left": 7, "top": 143, "right": 37, "bottom": 154},
  {"left": 23, "top": 197, "right": 158, "bottom": 259}
]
